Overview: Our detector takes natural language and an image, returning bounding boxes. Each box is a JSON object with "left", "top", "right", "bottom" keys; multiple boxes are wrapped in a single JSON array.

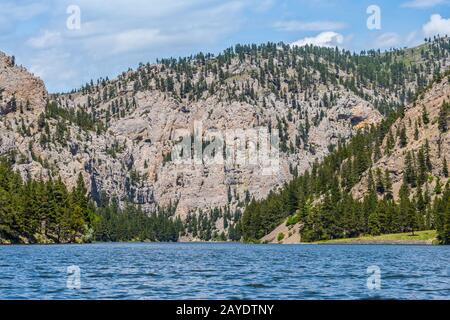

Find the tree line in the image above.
[
  {"left": 0, "top": 157, "right": 182, "bottom": 244},
  {"left": 0, "top": 157, "right": 95, "bottom": 243},
  {"left": 241, "top": 104, "right": 450, "bottom": 244}
]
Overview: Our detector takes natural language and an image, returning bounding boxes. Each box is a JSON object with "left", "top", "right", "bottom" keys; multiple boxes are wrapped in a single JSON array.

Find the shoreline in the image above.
[
  {"left": 1, "top": 240, "right": 442, "bottom": 246},
  {"left": 1, "top": 230, "right": 441, "bottom": 246},
  {"left": 311, "top": 230, "right": 439, "bottom": 245},
  {"left": 311, "top": 240, "right": 435, "bottom": 245}
]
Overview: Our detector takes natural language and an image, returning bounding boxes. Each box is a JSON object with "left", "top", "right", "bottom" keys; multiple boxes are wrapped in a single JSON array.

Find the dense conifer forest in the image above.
[
  {"left": 241, "top": 82, "right": 450, "bottom": 244},
  {"left": 1, "top": 38, "right": 449, "bottom": 244},
  {"left": 0, "top": 157, "right": 182, "bottom": 244}
]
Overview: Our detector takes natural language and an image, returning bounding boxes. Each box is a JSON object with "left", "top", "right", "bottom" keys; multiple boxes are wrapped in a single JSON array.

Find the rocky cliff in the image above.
[{"left": 1, "top": 38, "right": 449, "bottom": 240}]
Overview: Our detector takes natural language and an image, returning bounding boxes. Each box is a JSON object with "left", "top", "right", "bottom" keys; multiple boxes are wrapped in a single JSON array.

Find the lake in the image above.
[{"left": 0, "top": 243, "right": 449, "bottom": 300}]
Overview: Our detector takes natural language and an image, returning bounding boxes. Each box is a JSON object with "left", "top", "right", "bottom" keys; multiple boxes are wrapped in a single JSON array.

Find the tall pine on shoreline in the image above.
[{"left": 0, "top": 158, "right": 182, "bottom": 244}]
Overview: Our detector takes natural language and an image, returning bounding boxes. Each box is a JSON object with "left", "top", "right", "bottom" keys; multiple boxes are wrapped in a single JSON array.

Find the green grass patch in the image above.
[{"left": 314, "top": 230, "right": 437, "bottom": 244}]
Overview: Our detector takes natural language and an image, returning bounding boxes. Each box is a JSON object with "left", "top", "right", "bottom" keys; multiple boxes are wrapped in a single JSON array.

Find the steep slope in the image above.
[
  {"left": 243, "top": 72, "right": 449, "bottom": 244},
  {"left": 53, "top": 39, "right": 449, "bottom": 241},
  {"left": 0, "top": 53, "right": 47, "bottom": 113},
  {"left": 0, "top": 52, "right": 47, "bottom": 155},
  {"left": 352, "top": 75, "right": 450, "bottom": 201},
  {"left": 1, "top": 38, "right": 450, "bottom": 241}
]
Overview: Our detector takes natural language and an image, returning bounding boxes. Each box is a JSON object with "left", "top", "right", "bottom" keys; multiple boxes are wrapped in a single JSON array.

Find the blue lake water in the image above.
[{"left": 0, "top": 243, "right": 449, "bottom": 300}]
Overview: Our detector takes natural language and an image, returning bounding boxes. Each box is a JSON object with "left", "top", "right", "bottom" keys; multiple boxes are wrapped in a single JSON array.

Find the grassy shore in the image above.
[{"left": 314, "top": 230, "right": 438, "bottom": 245}]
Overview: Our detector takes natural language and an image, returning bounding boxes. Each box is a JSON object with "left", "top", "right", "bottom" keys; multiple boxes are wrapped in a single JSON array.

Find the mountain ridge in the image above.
[
  {"left": 1, "top": 37, "right": 449, "bottom": 242},
  {"left": 243, "top": 72, "right": 449, "bottom": 244}
]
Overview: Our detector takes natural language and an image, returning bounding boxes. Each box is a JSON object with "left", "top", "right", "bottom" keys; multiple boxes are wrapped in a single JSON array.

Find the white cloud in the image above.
[
  {"left": 27, "top": 30, "right": 62, "bottom": 49},
  {"left": 28, "top": 49, "right": 78, "bottom": 83},
  {"left": 274, "top": 20, "right": 346, "bottom": 32},
  {"left": 77, "top": 1, "right": 244, "bottom": 57},
  {"left": 98, "top": 28, "right": 228, "bottom": 56},
  {"left": 0, "top": 2, "right": 48, "bottom": 32},
  {"left": 374, "top": 32, "right": 401, "bottom": 48},
  {"left": 254, "top": 0, "right": 275, "bottom": 12},
  {"left": 90, "top": 29, "right": 167, "bottom": 55},
  {"left": 405, "top": 30, "right": 422, "bottom": 47},
  {"left": 291, "top": 31, "right": 344, "bottom": 47},
  {"left": 422, "top": 14, "right": 450, "bottom": 36},
  {"left": 113, "top": 29, "right": 164, "bottom": 54},
  {"left": 0, "top": 2, "right": 47, "bottom": 20},
  {"left": 402, "top": 0, "right": 446, "bottom": 8},
  {"left": 12, "top": 0, "right": 249, "bottom": 92}
]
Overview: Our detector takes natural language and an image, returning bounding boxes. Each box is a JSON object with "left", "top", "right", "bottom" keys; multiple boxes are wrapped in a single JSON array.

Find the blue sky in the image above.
[{"left": 1, "top": 0, "right": 449, "bottom": 93}]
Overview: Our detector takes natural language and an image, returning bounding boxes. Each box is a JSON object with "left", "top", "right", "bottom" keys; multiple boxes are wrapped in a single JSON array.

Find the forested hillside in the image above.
[
  {"left": 0, "top": 156, "right": 94, "bottom": 244},
  {"left": 242, "top": 72, "right": 450, "bottom": 244},
  {"left": 0, "top": 156, "right": 182, "bottom": 244},
  {"left": 1, "top": 37, "right": 450, "bottom": 243}
]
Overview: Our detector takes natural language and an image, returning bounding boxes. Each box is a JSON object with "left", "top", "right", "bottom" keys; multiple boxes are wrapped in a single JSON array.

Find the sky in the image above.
[{"left": 0, "top": 0, "right": 449, "bottom": 93}]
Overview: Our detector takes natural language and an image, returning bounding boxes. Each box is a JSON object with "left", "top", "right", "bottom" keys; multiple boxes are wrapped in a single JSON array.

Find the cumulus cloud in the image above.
[
  {"left": 27, "top": 30, "right": 62, "bottom": 49},
  {"left": 66, "top": 0, "right": 244, "bottom": 44},
  {"left": 405, "top": 30, "right": 423, "bottom": 47},
  {"left": 274, "top": 20, "right": 346, "bottom": 32},
  {"left": 0, "top": 2, "right": 48, "bottom": 32},
  {"left": 422, "top": 14, "right": 450, "bottom": 36},
  {"left": 11, "top": 0, "right": 251, "bottom": 92},
  {"left": 402, "top": 0, "right": 446, "bottom": 8},
  {"left": 76, "top": 1, "right": 244, "bottom": 57},
  {"left": 253, "top": 0, "right": 275, "bottom": 12},
  {"left": 28, "top": 49, "right": 78, "bottom": 83},
  {"left": 0, "top": 2, "right": 47, "bottom": 21},
  {"left": 374, "top": 32, "right": 401, "bottom": 48},
  {"left": 291, "top": 31, "right": 344, "bottom": 47}
]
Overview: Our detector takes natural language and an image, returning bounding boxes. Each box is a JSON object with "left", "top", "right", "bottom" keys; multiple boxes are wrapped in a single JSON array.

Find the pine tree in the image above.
[
  {"left": 72, "top": 173, "right": 92, "bottom": 222},
  {"left": 424, "top": 139, "right": 432, "bottom": 171},
  {"left": 399, "top": 125, "right": 407, "bottom": 148},
  {"left": 386, "top": 130, "right": 395, "bottom": 155},
  {"left": 414, "top": 122, "right": 419, "bottom": 140},
  {"left": 399, "top": 183, "right": 417, "bottom": 234},
  {"left": 227, "top": 186, "right": 233, "bottom": 203},
  {"left": 438, "top": 101, "right": 448, "bottom": 133},
  {"left": 443, "top": 157, "right": 449, "bottom": 178},
  {"left": 435, "top": 179, "right": 442, "bottom": 194},
  {"left": 417, "top": 147, "right": 427, "bottom": 186},
  {"left": 375, "top": 168, "right": 385, "bottom": 194},
  {"left": 384, "top": 170, "right": 393, "bottom": 200},
  {"left": 404, "top": 151, "right": 417, "bottom": 187},
  {"left": 435, "top": 184, "right": 450, "bottom": 244},
  {"left": 368, "top": 209, "right": 381, "bottom": 235},
  {"left": 422, "top": 106, "right": 430, "bottom": 125}
]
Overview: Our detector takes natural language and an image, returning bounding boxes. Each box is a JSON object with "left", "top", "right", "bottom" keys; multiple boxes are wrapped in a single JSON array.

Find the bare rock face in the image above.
[
  {"left": 54, "top": 87, "right": 382, "bottom": 219},
  {"left": 0, "top": 37, "right": 449, "bottom": 238},
  {"left": 0, "top": 128, "right": 16, "bottom": 154},
  {"left": 0, "top": 52, "right": 47, "bottom": 115},
  {"left": 260, "top": 219, "right": 302, "bottom": 244},
  {"left": 0, "top": 52, "right": 50, "bottom": 181},
  {"left": 0, "top": 48, "right": 383, "bottom": 222}
]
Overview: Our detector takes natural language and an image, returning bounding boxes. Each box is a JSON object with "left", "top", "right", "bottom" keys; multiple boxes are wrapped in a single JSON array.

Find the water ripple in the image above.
[{"left": 0, "top": 243, "right": 449, "bottom": 299}]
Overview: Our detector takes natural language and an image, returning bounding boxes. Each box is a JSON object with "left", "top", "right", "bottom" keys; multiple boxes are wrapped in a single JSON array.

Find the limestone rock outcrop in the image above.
[{"left": 1, "top": 38, "right": 449, "bottom": 238}]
